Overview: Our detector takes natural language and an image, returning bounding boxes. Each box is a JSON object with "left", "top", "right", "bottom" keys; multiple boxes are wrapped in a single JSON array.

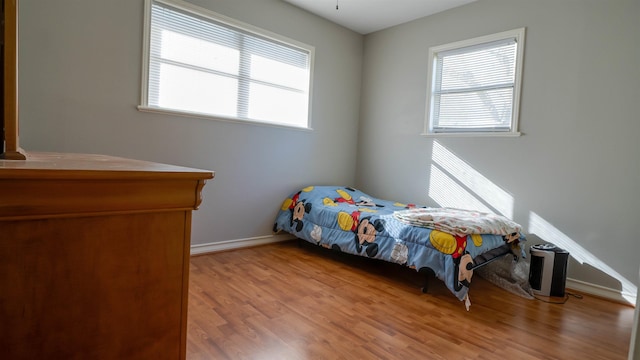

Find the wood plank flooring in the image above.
[{"left": 186, "top": 241, "right": 635, "bottom": 359}]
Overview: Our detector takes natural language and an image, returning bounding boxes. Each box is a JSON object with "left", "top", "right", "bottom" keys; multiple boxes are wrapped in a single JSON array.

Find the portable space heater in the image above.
[{"left": 529, "top": 243, "right": 569, "bottom": 297}]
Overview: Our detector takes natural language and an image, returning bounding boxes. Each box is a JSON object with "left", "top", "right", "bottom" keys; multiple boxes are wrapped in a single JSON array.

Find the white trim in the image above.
[
  {"left": 140, "top": 0, "right": 153, "bottom": 107},
  {"left": 190, "top": 234, "right": 295, "bottom": 255},
  {"left": 424, "top": 27, "right": 526, "bottom": 136},
  {"left": 140, "top": 0, "right": 315, "bottom": 129},
  {"left": 189, "top": 237, "right": 636, "bottom": 307},
  {"left": 420, "top": 131, "right": 521, "bottom": 138},
  {"left": 566, "top": 277, "right": 637, "bottom": 306},
  {"left": 629, "top": 267, "right": 639, "bottom": 359},
  {"left": 137, "top": 105, "right": 314, "bottom": 131},
  {"left": 151, "top": 0, "right": 312, "bottom": 52}
]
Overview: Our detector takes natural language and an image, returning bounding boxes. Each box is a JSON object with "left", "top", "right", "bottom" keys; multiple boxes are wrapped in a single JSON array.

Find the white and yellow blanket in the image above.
[{"left": 393, "top": 207, "right": 522, "bottom": 242}]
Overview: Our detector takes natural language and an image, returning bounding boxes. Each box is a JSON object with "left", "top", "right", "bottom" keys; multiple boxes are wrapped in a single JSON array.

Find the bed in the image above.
[{"left": 273, "top": 186, "right": 526, "bottom": 309}]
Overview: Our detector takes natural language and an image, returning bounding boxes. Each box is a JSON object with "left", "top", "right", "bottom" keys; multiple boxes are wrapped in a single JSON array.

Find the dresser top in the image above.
[{"left": 0, "top": 152, "right": 214, "bottom": 180}]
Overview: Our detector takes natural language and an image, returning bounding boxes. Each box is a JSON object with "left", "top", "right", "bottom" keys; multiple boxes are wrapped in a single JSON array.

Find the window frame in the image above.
[
  {"left": 138, "top": 0, "right": 315, "bottom": 130},
  {"left": 423, "top": 28, "right": 526, "bottom": 137}
]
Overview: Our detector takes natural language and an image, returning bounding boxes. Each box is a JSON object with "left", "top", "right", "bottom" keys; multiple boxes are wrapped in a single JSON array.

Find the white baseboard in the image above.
[
  {"left": 567, "top": 278, "right": 636, "bottom": 306},
  {"left": 190, "top": 238, "right": 637, "bottom": 307},
  {"left": 190, "top": 234, "right": 295, "bottom": 256}
]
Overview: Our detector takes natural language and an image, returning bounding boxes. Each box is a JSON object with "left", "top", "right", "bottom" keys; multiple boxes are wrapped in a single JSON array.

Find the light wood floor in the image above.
[{"left": 186, "top": 241, "right": 634, "bottom": 359}]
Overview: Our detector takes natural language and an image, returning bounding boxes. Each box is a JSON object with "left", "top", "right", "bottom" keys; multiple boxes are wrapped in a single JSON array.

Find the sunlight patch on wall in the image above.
[
  {"left": 428, "top": 140, "right": 637, "bottom": 304},
  {"left": 428, "top": 165, "right": 493, "bottom": 213},
  {"left": 430, "top": 141, "right": 514, "bottom": 218},
  {"left": 529, "top": 211, "right": 637, "bottom": 303}
]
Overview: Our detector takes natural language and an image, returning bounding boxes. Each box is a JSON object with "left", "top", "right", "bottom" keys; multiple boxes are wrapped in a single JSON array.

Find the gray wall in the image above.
[
  {"left": 18, "top": 0, "right": 640, "bottom": 296},
  {"left": 357, "top": 0, "right": 640, "bottom": 295},
  {"left": 18, "top": 0, "right": 363, "bottom": 246}
]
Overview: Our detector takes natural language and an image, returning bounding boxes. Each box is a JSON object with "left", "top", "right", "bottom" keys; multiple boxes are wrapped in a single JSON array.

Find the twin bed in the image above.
[{"left": 273, "top": 186, "right": 526, "bottom": 308}]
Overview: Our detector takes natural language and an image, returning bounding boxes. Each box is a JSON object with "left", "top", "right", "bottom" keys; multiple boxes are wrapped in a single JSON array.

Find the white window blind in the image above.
[
  {"left": 141, "top": 0, "right": 313, "bottom": 128},
  {"left": 425, "top": 28, "right": 525, "bottom": 136}
]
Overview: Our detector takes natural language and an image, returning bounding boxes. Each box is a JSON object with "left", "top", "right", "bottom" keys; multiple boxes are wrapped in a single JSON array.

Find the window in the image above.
[
  {"left": 424, "top": 28, "right": 525, "bottom": 136},
  {"left": 139, "top": 0, "right": 314, "bottom": 129}
]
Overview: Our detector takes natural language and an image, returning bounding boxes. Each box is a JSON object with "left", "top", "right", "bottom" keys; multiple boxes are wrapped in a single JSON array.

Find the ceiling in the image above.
[{"left": 282, "top": 0, "right": 476, "bottom": 34}]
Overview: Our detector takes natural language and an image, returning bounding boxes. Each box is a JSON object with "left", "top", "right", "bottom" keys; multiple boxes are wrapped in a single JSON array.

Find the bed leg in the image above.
[
  {"left": 418, "top": 267, "right": 434, "bottom": 294},
  {"left": 422, "top": 277, "right": 429, "bottom": 294}
]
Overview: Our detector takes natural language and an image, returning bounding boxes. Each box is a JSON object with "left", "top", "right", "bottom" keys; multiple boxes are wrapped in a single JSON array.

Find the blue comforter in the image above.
[{"left": 273, "top": 186, "right": 523, "bottom": 301}]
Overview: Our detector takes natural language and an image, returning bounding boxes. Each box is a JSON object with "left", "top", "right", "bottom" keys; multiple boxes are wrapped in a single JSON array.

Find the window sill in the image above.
[
  {"left": 420, "top": 131, "right": 522, "bottom": 138},
  {"left": 137, "top": 105, "right": 313, "bottom": 131}
]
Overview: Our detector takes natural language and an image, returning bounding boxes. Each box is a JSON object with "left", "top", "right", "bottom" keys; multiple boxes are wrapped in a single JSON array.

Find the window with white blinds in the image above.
[
  {"left": 139, "top": 0, "right": 314, "bottom": 129},
  {"left": 424, "top": 28, "right": 525, "bottom": 136}
]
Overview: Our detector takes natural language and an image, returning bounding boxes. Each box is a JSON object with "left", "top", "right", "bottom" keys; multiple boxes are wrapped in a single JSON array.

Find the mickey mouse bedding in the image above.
[{"left": 273, "top": 186, "right": 526, "bottom": 308}]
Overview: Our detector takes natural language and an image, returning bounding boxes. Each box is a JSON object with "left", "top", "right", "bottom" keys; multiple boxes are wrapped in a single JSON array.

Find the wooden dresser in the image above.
[{"left": 0, "top": 152, "right": 213, "bottom": 359}]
